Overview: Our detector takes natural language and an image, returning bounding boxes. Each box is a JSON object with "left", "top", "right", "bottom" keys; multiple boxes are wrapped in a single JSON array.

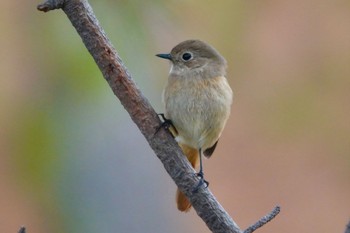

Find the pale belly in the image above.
[{"left": 164, "top": 76, "right": 233, "bottom": 150}]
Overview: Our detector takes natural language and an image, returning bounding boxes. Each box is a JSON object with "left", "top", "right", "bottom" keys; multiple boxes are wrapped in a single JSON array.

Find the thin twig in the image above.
[
  {"left": 17, "top": 226, "right": 26, "bottom": 233},
  {"left": 244, "top": 206, "right": 281, "bottom": 233},
  {"left": 345, "top": 220, "right": 350, "bottom": 233}
]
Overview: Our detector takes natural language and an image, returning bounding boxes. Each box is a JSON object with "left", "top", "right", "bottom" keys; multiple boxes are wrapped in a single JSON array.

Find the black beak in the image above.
[{"left": 156, "top": 53, "right": 172, "bottom": 60}]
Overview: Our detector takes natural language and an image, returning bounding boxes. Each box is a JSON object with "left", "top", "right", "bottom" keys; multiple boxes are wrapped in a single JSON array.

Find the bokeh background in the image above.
[{"left": 1, "top": 0, "right": 349, "bottom": 233}]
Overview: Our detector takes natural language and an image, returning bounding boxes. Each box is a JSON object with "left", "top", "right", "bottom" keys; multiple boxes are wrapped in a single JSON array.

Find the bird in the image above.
[{"left": 156, "top": 39, "right": 233, "bottom": 212}]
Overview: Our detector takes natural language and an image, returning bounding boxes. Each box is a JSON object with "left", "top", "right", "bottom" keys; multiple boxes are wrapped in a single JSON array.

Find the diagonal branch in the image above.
[{"left": 36, "top": 1, "right": 278, "bottom": 232}]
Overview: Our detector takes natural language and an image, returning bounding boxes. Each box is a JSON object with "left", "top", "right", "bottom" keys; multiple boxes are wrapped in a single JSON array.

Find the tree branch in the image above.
[{"left": 36, "top": 0, "right": 279, "bottom": 232}]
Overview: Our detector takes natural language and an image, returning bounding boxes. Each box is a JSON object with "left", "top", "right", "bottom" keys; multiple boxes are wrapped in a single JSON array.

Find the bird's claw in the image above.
[
  {"left": 155, "top": 113, "right": 175, "bottom": 135},
  {"left": 192, "top": 171, "right": 209, "bottom": 193}
]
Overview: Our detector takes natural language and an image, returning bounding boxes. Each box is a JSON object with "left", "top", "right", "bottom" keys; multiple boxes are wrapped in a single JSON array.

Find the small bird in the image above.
[{"left": 156, "top": 40, "right": 233, "bottom": 212}]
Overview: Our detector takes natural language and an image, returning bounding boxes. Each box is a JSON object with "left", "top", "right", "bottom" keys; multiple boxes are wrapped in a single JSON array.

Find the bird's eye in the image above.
[{"left": 182, "top": 52, "right": 192, "bottom": 61}]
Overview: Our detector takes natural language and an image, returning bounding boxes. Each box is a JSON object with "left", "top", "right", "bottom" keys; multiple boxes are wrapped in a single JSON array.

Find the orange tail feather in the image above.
[{"left": 176, "top": 144, "right": 199, "bottom": 212}]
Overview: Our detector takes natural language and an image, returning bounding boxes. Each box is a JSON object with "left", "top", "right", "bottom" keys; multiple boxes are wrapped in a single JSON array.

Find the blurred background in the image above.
[{"left": 1, "top": 0, "right": 349, "bottom": 232}]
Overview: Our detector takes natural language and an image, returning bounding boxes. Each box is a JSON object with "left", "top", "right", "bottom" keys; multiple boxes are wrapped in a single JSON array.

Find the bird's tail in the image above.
[{"left": 176, "top": 144, "right": 199, "bottom": 212}]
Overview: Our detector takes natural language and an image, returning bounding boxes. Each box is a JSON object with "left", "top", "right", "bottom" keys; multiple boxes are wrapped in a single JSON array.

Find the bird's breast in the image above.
[{"left": 163, "top": 75, "right": 233, "bottom": 150}]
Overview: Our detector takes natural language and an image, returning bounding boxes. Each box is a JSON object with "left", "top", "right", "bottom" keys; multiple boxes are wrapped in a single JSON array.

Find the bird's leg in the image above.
[
  {"left": 193, "top": 148, "right": 209, "bottom": 192},
  {"left": 155, "top": 113, "right": 176, "bottom": 136}
]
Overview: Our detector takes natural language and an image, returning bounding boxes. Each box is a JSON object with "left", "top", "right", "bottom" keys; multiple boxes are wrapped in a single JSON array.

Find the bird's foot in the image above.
[
  {"left": 192, "top": 171, "right": 209, "bottom": 193},
  {"left": 155, "top": 113, "right": 175, "bottom": 135}
]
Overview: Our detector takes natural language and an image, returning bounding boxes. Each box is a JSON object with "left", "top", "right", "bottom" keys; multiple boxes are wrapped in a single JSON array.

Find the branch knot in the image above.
[{"left": 37, "top": 0, "right": 65, "bottom": 12}]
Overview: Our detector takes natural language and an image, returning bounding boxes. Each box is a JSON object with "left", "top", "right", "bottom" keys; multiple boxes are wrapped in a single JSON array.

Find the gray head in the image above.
[{"left": 156, "top": 40, "right": 227, "bottom": 78}]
